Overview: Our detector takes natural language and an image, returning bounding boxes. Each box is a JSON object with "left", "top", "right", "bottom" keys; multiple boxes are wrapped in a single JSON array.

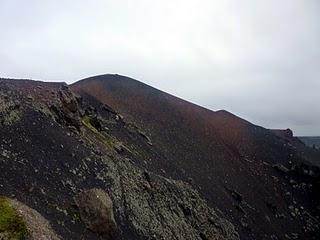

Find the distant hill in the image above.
[{"left": 299, "top": 137, "right": 320, "bottom": 149}]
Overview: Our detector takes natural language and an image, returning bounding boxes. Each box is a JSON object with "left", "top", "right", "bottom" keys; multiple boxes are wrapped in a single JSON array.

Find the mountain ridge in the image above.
[
  {"left": 72, "top": 74, "right": 320, "bottom": 239},
  {"left": 0, "top": 75, "right": 319, "bottom": 239}
]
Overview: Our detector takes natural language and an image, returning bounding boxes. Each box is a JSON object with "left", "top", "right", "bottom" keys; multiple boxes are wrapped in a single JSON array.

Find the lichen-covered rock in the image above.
[
  {"left": 0, "top": 91, "right": 21, "bottom": 126},
  {"left": 100, "top": 156, "right": 239, "bottom": 240},
  {"left": 74, "top": 188, "right": 117, "bottom": 237}
]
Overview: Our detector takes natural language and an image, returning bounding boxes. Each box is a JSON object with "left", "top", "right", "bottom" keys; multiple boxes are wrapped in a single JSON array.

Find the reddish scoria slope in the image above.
[{"left": 72, "top": 74, "right": 320, "bottom": 240}]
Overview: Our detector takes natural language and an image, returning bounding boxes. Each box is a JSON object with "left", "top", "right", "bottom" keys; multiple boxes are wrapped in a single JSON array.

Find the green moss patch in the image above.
[
  {"left": 82, "top": 115, "right": 98, "bottom": 133},
  {"left": 0, "top": 197, "right": 28, "bottom": 239},
  {"left": 82, "top": 115, "right": 114, "bottom": 148},
  {"left": 82, "top": 115, "right": 131, "bottom": 152}
]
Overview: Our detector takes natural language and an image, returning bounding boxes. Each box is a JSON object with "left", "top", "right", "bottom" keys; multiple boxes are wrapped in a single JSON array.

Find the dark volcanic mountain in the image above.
[{"left": 0, "top": 75, "right": 319, "bottom": 240}]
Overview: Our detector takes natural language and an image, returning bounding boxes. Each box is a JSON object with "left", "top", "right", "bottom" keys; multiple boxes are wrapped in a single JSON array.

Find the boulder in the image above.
[{"left": 74, "top": 189, "right": 117, "bottom": 237}]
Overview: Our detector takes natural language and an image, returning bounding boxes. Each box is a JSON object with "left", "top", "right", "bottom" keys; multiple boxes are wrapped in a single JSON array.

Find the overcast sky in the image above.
[{"left": 0, "top": 0, "right": 319, "bottom": 135}]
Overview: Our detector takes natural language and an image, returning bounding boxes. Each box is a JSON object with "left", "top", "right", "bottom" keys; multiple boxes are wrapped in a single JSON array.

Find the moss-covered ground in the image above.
[
  {"left": 82, "top": 114, "right": 132, "bottom": 155},
  {"left": 0, "top": 197, "right": 28, "bottom": 239}
]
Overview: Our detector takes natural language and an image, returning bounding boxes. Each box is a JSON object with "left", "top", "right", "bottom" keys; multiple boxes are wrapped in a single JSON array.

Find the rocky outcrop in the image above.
[
  {"left": 271, "top": 128, "right": 294, "bottom": 139},
  {"left": 0, "top": 90, "right": 21, "bottom": 126},
  {"left": 49, "top": 85, "right": 83, "bottom": 130},
  {"left": 99, "top": 155, "right": 239, "bottom": 240}
]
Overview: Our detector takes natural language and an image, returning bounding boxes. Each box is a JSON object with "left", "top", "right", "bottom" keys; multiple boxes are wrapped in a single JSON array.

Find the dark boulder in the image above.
[{"left": 74, "top": 188, "right": 117, "bottom": 237}]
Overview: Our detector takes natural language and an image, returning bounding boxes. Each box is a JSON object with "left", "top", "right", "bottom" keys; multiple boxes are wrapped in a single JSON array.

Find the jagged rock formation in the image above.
[{"left": 0, "top": 76, "right": 319, "bottom": 239}]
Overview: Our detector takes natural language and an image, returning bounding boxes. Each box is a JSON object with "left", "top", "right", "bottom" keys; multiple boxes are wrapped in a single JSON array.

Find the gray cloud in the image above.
[{"left": 0, "top": 0, "right": 319, "bottom": 135}]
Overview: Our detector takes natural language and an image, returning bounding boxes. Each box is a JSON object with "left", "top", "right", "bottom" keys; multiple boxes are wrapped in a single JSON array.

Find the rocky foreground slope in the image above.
[{"left": 0, "top": 76, "right": 320, "bottom": 239}]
